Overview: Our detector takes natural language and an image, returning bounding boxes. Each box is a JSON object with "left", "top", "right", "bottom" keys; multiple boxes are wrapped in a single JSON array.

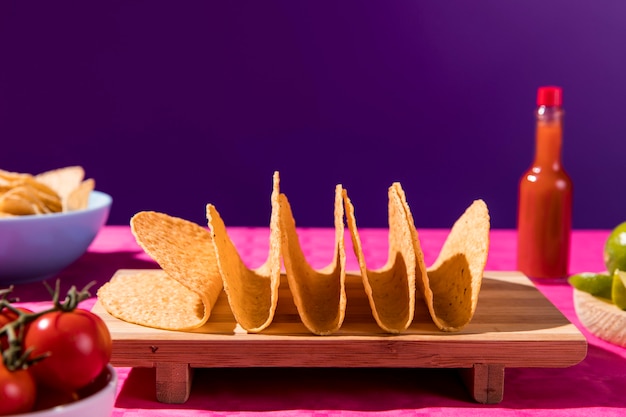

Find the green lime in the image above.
[
  {"left": 612, "top": 269, "right": 626, "bottom": 310},
  {"left": 604, "top": 221, "right": 626, "bottom": 275},
  {"left": 568, "top": 272, "right": 613, "bottom": 299}
]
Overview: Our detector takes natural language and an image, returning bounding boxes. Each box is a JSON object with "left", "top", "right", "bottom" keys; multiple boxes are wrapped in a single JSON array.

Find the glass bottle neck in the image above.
[{"left": 533, "top": 106, "right": 564, "bottom": 169}]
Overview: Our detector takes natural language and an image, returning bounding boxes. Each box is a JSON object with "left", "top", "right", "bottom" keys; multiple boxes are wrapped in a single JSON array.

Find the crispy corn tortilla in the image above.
[
  {"left": 96, "top": 169, "right": 489, "bottom": 335},
  {"left": 35, "top": 166, "right": 85, "bottom": 210},
  {"left": 97, "top": 211, "right": 223, "bottom": 331},
  {"left": 391, "top": 183, "right": 429, "bottom": 304},
  {"left": 422, "top": 199, "right": 490, "bottom": 331},
  {"left": 0, "top": 174, "right": 62, "bottom": 215},
  {"left": 343, "top": 184, "right": 418, "bottom": 333},
  {"left": 0, "top": 169, "right": 31, "bottom": 184},
  {"left": 0, "top": 186, "right": 40, "bottom": 215},
  {"left": 206, "top": 172, "right": 282, "bottom": 333},
  {"left": 66, "top": 178, "right": 95, "bottom": 211},
  {"left": 0, "top": 166, "right": 92, "bottom": 215},
  {"left": 97, "top": 270, "right": 205, "bottom": 330},
  {"left": 279, "top": 184, "right": 347, "bottom": 335}
]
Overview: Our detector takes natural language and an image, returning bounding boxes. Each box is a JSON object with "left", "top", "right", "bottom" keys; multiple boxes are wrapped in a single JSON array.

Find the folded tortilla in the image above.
[
  {"left": 97, "top": 211, "right": 223, "bottom": 331},
  {"left": 343, "top": 184, "right": 421, "bottom": 333},
  {"left": 279, "top": 184, "right": 347, "bottom": 335},
  {"left": 206, "top": 171, "right": 282, "bottom": 333},
  {"left": 421, "top": 199, "right": 490, "bottom": 331}
]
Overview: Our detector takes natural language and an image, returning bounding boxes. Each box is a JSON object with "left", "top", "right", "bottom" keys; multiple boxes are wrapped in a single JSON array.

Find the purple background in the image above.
[{"left": 1, "top": 1, "right": 625, "bottom": 229}]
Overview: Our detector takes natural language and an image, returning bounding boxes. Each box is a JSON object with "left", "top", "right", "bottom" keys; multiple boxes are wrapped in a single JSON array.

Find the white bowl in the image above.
[
  {"left": 573, "top": 288, "right": 626, "bottom": 347},
  {"left": 0, "top": 191, "right": 112, "bottom": 284},
  {"left": 7, "top": 364, "right": 117, "bottom": 417}
]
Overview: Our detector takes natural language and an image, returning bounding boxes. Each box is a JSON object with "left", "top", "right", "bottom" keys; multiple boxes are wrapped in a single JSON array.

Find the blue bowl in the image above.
[{"left": 0, "top": 190, "right": 112, "bottom": 284}]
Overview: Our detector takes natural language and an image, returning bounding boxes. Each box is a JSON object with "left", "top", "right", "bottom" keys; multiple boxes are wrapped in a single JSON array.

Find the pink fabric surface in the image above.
[{"left": 8, "top": 226, "right": 626, "bottom": 416}]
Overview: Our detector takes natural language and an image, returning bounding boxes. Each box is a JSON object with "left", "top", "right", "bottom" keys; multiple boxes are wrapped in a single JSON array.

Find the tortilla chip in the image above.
[
  {"left": 422, "top": 199, "right": 490, "bottom": 331},
  {"left": 66, "top": 178, "right": 95, "bottom": 211},
  {"left": 0, "top": 166, "right": 89, "bottom": 215},
  {"left": 0, "top": 186, "right": 40, "bottom": 215},
  {"left": 0, "top": 169, "right": 31, "bottom": 184},
  {"left": 206, "top": 172, "right": 282, "bottom": 333},
  {"left": 0, "top": 177, "right": 62, "bottom": 214},
  {"left": 35, "top": 166, "right": 85, "bottom": 210},
  {"left": 343, "top": 184, "right": 418, "bottom": 333},
  {"left": 97, "top": 211, "right": 223, "bottom": 331},
  {"left": 279, "top": 184, "right": 347, "bottom": 335}
]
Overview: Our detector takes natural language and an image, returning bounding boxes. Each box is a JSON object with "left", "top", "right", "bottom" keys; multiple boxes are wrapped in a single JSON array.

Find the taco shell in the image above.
[
  {"left": 343, "top": 184, "right": 421, "bottom": 333},
  {"left": 279, "top": 184, "right": 347, "bottom": 335},
  {"left": 97, "top": 211, "right": 223, "bottom": 331},
  {"left": 206, "top": 172, "right": 282, "bottom": 333},
  {"left": 422, "top": 199, "right": 490, "bottom": 331}
]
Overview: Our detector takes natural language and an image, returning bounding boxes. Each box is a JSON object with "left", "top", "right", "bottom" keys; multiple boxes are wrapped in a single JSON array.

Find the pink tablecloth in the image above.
[{"left": 8, "top": 227, "right": 626, "bottom": 416}]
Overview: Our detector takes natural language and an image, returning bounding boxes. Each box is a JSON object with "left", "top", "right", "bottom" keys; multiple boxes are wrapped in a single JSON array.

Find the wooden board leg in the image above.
[
  {"left": 155, "top": 362, "right": 193, "bottom": 404},
  {"left": 459, "top": 363, "right": 505, "bottom": 404}
]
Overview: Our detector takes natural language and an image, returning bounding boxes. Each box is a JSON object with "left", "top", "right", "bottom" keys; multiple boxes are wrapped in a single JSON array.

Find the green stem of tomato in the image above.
[{"left": 0, "top": 280, "right": 96, "bottom": 371}]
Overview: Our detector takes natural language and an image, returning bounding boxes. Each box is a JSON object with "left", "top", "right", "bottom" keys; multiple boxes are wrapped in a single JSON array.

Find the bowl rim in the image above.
[{"left": 0, "top": 190, "right": 112, "bottom": 223}]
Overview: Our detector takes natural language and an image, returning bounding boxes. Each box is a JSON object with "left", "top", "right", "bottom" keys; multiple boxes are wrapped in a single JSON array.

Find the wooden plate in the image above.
[
  {"left": 573, "top": 288, "right": 626, "bottom": 347},
  {"left": 93, "top": 270, "right": 587, "bottom": 405}
]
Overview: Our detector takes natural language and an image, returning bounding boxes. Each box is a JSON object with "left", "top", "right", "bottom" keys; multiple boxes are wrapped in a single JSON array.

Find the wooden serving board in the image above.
[{"left": 92, "top": 270, "right": 587, "bottom": 405}]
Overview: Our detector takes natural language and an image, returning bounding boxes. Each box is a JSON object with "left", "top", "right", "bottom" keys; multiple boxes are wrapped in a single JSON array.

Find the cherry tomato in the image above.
[
  {"left": 32, "top": 383, "right": 78, "bottom": 411},
  {"left": 24, "top": 309, "right": 112, "bottom": 391},
  {"left": 76, "top": 365, "right": 111, "bottom": 399},
  {"left": 0, "top": 361, "right": 36, "bottom": 416},
  {"left": 0, "top": 307, "right": 32, "bottom": 351}
]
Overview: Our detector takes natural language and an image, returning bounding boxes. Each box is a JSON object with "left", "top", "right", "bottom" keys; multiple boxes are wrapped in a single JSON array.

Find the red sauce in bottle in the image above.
[{"left": 517, "top": 86, "right": 573, "bottom": 279}]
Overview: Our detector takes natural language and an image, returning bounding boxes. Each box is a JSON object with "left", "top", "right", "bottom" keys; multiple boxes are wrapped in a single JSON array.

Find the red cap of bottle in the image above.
[{"left": 537, "top": 86, "right": 563, "bottom": 107}]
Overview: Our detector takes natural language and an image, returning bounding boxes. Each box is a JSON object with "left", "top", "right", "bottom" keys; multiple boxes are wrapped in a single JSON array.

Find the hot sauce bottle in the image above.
[{"left": 517, "top": 86, "right": 573, "bottom": 279}]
